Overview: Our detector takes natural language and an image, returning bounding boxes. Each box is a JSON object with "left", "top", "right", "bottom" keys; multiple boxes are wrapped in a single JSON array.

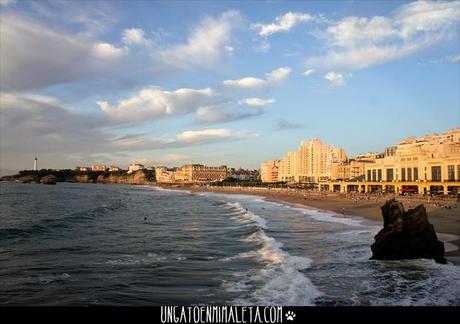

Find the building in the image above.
[
  {"left": 127, "top": 163, "right": 145, "bottom": 174},
  {"left": 174, "top": 164, "right": 228, "bottom": 182},
  {"left": 228, "top": 168, "right": 260, "bottom": 181},
  {"left": 91, "top": 164, "right": 106, "bottom": 172},
  {"left": 155, "top": 166, "right": 177, "bottom": 183},
  {"left": 331, "top": 159, "right": 369, "bottom": 180},
  {"left": 363, "top": 128, "right": 460, "bottom": 194},
  {"left": 108, "top": 166, "right": 121, "bottom": 172},
  {"left": 33, "top": 157, "right": 37, "bottom": 171},
  {"left": 274, "top": 139, "right": 347, "bottom": 183},
  {"left": 260, "top": 160, "right": 281, "bottom": 182},
  {"left": 320, "top": 128, "right": 460, "bottom": 195},
  {"left": 75, "top": 166, "right": 90, "bottom": 172}
]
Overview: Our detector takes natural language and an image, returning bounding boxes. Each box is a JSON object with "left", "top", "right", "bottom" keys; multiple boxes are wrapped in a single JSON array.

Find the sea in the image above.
[{"left": 0, "top": 181, "right": 459, "bottom": 306}]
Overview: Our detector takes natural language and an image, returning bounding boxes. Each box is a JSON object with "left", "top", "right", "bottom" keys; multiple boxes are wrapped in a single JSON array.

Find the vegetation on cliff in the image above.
[{"left": 1, "top": 169, "right": 156, "bottom": 185}]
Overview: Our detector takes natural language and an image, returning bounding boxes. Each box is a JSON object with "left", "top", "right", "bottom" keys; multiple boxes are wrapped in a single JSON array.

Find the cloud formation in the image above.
[
  {"left": 252, "top": 12, "right": 312, "bottom": 37},
  {"left": 1, "top": 92, "right": 258, "bottom": 170},
  {"left": 324, "top": 71, "right": 345, "bottom": 86},
  {"left": 0, "top": 14, "right": 125, "bottom": 91},
  {"left": 307, "top": 1, "right": 460, "bottom": 70},
  {"left": 303, "top": 69, "right": 315, "bottom": 76},
  {"left": 98, "top": 87, "right": 215, "bottom": 124},
  {"left": 222, "top": 67, "right": 291, "bottom": 90},
  {"left": 122, "top": 28, "right": 151, "bottom": 46},
  {"left": 155, "top": 10, "right": 241, "bottom": 70},
  {"left": 238, "top": 98, "right": 276, "bottom": 106}
]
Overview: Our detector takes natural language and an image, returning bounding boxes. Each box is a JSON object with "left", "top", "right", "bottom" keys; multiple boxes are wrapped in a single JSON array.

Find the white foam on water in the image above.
[
  {"left": 226, "top": 201, "right": 267, "bottom": 229},
  {"left": 354, "top": 260, "right": 460, "bottom": 306},
  {"left": 221, "top": 201, "right": 323, "bottom": 305},
  {"left": 147, "top": 186, "right": 192, "bottom": 195}
]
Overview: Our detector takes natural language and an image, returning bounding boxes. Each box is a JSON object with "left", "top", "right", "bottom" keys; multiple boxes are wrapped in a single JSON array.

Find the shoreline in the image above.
[{"left": 155, "top": 184, "right": 460, "bottom": 260}]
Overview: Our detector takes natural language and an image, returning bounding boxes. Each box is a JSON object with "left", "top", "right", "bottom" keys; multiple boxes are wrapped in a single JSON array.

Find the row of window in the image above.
[{"left": 366, "top": 165, "right": 460, "bottom": 182}]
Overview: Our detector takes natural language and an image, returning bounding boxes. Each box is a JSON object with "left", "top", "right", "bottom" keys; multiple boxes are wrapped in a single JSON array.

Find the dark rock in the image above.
[
  {"left": 371, "top": 199, "right": 446, "bottom": 264},
  {"left": 21, "top": 175, "right": 40, "bottom": 183},
  {"left": 40, "top": 174, "right": 57, "bottom": 185}
]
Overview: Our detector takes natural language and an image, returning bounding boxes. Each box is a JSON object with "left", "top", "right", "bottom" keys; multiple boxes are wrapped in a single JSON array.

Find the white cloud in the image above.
[
  {"left": 113, "top": 128, "right": 258, "bottom": 149},
  {"left": 222, "top": 67, "right": 291, "bottom": 90},
  {"left": 177, "top": 129, "right": 257, "bottom": 142},
  {"left": 450, "top": 54, "right": 460, "bottom": 63},
  {"left": 0, "top": 92, "right": 259, "bottom": 171},
  {"left": 324, "top": 71, "right": 345, "bottom": 86},
  {"left": 307, "top": 1, "right": 460, "bottom": 70},
  {"left": 303, "top": 69, "right": 315, "bottom": 76},
  {"left": 0, "top": 14, "right": 125, "bottom": 91},
  {"left": 225, "top": 45, "right": 234, "bottom": 53},
  {"left": 238, "top": 98, "right": 275, "bottom": 107},
  {"left": 222, "top": 77, "right": 266, "bottom": 89},
  {"left": 122, "top": 28, "right": 150, "bottom": 46},
  {"left": 98, "top": 87, "right": 215, "bottom": 124},
  {"left": 155, "top": 10, "right": 241, "bottom": 70},
  {"left": 92, "top": 42, "right": 127, "bottom": 59},
  {"left": 266, "top": 67, "right": 292, "bottom": 83},
  {"left": 252, "top": 12, "right": 312, "bottom": 37}
]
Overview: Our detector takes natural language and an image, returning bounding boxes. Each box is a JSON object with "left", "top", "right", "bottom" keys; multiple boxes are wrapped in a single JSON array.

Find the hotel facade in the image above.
[
  {"left": 260, "top": 128, "right": 460, "bottom": 194},
  {"left": 261, "top": 139, "right": 348, "bottom": 183},
  {"left": 359, "top": 128, "right": 460, "bottom": 194},
  {"left": 155, "top": 164, "right": 228, "bottom": 183}
]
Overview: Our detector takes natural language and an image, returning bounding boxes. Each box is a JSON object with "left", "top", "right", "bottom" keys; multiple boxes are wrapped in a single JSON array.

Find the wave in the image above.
[
  {"left": 0, "top": 203, "right": 122, "bottom": 241},
  {"left": 221, "top": 200, "right": 323, "bottom": 305},
  {"left": 225, "top": 202, "right": 267, "bottom": 229},
  {"left": 147, "top": 186, "right": 191, "bottom": 195},
  {"left": 192, "top": 189, "right": 367, "bottom": 227},
  {"left": 353, "top": 260, "right": 460, "bottom": 306}
]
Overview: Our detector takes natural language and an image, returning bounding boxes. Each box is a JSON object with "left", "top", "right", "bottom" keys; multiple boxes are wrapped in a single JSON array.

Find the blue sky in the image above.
[{"left": 0, "top": 0, "right": 459, "bottom": 174}]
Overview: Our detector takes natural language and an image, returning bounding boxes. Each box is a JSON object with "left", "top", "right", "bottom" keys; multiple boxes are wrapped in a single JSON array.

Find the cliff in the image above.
[{"left": 1, "top": 169, "right": 156, "bottom": 185}]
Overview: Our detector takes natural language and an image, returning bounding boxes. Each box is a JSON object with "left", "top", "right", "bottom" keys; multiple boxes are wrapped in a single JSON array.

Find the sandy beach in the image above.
[{"left": 158, "top": 184, "right": 460, "bottom": 259}]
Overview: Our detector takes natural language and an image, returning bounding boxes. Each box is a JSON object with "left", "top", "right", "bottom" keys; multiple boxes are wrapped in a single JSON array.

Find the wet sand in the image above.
[{"left": 157, "top": 184, "right": 460, "bottom": 259}]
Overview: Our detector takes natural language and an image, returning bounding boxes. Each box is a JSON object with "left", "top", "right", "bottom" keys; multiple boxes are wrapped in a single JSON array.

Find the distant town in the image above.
[{"left": 5, "top": 127, "right": 460, "bottom": 195}]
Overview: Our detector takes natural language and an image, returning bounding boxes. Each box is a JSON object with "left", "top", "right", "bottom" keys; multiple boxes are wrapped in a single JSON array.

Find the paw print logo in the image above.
[{"left": 285, "top": 311, "right": 296, "bottom": 321}]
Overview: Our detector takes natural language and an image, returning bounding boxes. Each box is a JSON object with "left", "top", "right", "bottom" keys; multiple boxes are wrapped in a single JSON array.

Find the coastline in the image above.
[{"left": 155, "top": 184, "right": 460, "bottom": 260}]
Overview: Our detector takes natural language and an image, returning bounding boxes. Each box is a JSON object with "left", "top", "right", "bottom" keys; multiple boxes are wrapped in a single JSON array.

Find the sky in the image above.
[{"left": 0, "top": 0, "right": 459, "bottom": 175}]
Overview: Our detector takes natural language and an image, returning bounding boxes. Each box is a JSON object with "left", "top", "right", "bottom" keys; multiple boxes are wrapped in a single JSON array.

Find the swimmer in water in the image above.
[{"left": 144, "top": 216, "right": 147, "bottom": 222}]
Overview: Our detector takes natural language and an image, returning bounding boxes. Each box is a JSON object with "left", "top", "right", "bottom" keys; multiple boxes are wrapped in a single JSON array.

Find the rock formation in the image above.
[
  {"left": 371, "top": 199, "right": 446, "bottom": 264},
  {"left": 40, "top": 174, "right": 57, "bottom": 185}
]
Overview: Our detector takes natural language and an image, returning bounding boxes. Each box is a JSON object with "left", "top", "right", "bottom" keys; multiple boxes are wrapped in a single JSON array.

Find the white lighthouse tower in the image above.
[{"left": 33, "top": 157, "right": 38, "bottom": 171}]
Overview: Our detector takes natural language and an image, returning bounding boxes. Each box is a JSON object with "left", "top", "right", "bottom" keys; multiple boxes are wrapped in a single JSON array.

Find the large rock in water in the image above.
[{"left": 371, "top": 199, "right": 446, "bottom": 264}]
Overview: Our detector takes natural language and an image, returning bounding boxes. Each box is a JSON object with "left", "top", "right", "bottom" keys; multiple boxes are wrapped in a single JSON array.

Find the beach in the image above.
[{"left": 158, "top": 184, "right": 460, "bottom": 259}]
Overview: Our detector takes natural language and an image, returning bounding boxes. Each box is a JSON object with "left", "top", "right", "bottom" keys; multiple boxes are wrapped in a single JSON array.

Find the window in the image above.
[
  {"left": 372, "top": 169, "right": 377, "bottom": 182},
  {"left": 401, "top": 168, "right": 406, "bottom": 181},
  {"left": 386, "top": 168, "right": 394, "bottom": 181},
  {"left": 367, "top": 170, "right": 371, "bottom": 181},
  {"left": 431, "top": 166, "right": 441, "bottom": 181},
  {"left": 448, "top": 165, "right": 455, "bottom": 181},
  {"left": 377, "top": 169, "right": 382, "bottom": 181},
  {"left": 413, "top": 167, "right": 418, "bottom": 181},
  {"left": 407, "top": 168, "right": 412, "bottom": 181},
  {"left": 458, "top": 165, "right": 460, "bottom": 181}
]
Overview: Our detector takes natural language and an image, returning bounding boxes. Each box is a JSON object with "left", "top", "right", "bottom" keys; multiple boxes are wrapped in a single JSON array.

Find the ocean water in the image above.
[{"left": 0, "top": 182, "right": 459, "bottom": 306}]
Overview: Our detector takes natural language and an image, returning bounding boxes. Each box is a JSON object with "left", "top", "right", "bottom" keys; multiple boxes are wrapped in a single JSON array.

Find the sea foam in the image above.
[{"left": 222, "top": 200, "right": 323, "bottom": 305}]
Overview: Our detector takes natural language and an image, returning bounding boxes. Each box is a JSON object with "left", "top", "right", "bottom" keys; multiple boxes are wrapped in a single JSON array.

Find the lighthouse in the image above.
[{"left": 33, "top": 157, "right": 37, "bottom": 171}]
